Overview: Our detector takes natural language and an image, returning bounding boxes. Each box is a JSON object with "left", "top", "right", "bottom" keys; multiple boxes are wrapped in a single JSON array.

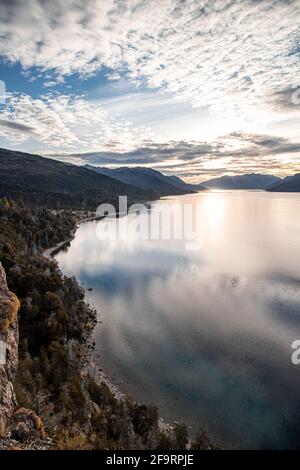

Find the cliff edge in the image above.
[
  {"left": 0, "top": 263, "right": 46, "bottom": 448},
  {"left": 0, "top": 262, "right": 19, "bottom": 437}
]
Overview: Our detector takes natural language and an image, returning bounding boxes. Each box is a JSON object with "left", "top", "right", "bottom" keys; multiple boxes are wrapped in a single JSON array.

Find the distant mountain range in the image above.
[
  {"left": 1, "top": 148, "right": 298, "bottom": 213},
  {"left": 267, "top": 173, "right": 300, "bottom": 192},
  {"left": 85, "top": 165, "right": 204, "bottom": 195},
  {"left": 201, "top": 173, "right": 281, "bottom": 190},
  {"left": 0, "top": 148, "right": 156, "bottom": 209}
]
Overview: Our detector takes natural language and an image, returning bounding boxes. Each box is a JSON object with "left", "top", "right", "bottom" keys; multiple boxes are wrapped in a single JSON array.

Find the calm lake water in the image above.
[{"left": 56, "top": 190, "right": 300, "bottom": 449}]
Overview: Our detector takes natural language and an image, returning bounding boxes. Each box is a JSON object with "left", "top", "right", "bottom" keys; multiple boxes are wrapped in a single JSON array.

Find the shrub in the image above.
[{"left": 174, "top": 423, "right": 188, "bottom": 449}]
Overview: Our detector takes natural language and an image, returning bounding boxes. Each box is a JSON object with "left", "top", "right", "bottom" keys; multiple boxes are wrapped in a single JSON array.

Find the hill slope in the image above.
[
  {"left": 0, "top": 148, "right": 155, "bottom": 209},
  {"left": 267, "top": 173, "right": 300, "bottom": 192},
  {"left": 202, "top": 173, "right": 281, "bottom": 190},
  {"left": 166, "top": 175, "right": 204, "bottom": 191},
  {"left": 85, "top": 165, "right": 202, "bottom": 195}
]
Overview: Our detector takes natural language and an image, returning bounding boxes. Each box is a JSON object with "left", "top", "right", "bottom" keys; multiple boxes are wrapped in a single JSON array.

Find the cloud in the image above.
[
  {"left": 0, "top": 118, "right": 38, "bottom": 134},
  {"left": 0, "top": 0, "right": 299, "bottom": 118},
  {"left": 46, "top": 131, "right": 300, "bottom": 181},
  {"left": 0, "top": 91, "right": 153, "bottom": 149},
  {"left": 266, "top": 87, "right": 300, "bottom": 112}
]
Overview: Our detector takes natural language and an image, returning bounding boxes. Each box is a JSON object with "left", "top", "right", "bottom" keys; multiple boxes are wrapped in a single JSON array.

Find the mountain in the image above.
[
  {"left": 163, "top": 175, "right": 204, "bottom": 192},
  {"left": 85, "top": 165, "right": 204, "bottom": 195},
  {"left": 202, "top": 173, "right": 281, "bottom": 190},
  {"left": 267, "top": 173, "right": 300, "bottom": 192},
  {"left": 0, "top": 148, "right": 156, "bottom": 209}
]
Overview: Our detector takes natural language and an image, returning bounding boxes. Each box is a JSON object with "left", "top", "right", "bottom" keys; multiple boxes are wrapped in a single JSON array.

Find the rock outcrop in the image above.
[
  {"left": 0, "top": 262, "right": 20, "bottom": 437},
  {"left": 0, "top": 263, "right": 47, "bottom": 448}
]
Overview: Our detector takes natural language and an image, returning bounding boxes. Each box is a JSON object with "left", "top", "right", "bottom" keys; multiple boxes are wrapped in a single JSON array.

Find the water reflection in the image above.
[{"left": 56, "top": 191, "right": 300, "bottom": 449}]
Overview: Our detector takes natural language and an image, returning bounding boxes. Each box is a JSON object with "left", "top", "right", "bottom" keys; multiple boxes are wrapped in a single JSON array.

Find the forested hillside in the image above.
[{"left": 0, "top": 148, "right": 155, "bottom": 210}]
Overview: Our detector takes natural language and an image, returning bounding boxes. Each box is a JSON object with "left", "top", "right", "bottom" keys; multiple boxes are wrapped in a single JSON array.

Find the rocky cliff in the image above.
[
  {"left": 0, "top": 263, "right": 47, "bottom": 448},
  {"left": 0, "top": 262, "right": 20, "bottom": 437}
]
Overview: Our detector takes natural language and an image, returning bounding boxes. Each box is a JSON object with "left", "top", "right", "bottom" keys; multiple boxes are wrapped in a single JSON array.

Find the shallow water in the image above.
[{"left": 56, "top": 190, "right": 300, "bottom": 449}]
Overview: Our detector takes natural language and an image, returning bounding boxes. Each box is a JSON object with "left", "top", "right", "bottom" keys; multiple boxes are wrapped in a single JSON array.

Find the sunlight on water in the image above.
[{"left": 56, "top": 191, "right": 300, "bottom": 449}]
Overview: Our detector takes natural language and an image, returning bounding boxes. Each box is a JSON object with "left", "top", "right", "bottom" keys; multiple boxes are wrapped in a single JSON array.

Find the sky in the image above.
[{"left": 0, "top": 0, "right": 299, "bottom": 183}]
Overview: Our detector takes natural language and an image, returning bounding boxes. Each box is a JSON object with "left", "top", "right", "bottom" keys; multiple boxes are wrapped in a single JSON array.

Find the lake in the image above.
[{"left": 56, "top": 190, "right": 300, "bottom": 449}]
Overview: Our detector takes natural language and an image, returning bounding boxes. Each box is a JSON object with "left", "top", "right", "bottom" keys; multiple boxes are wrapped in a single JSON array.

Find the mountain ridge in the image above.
[
  {"left": 0, "top": 148, "right": 156, "bottom": 210},
  {"left": 84, "top": 165, "right": 204, "bottom": 195},
  {"left": 267, "top": 173, "right": 300, "bottom": 192},
  {"left": 201, "top": 173, "right": 281, "bottom": 190}
]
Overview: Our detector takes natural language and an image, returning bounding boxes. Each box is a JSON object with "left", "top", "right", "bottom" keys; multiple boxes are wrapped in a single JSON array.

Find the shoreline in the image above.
[
  {"left": 42, "top": 198, "right": 155, "bottom": 260},
  {"left": 42, "top": 218, "right": 126, "bottom": 399},
  {"left": 42, "top": 211, "right": 102, "bottom": 260},
  {"left": 43, "top": 238, "right": 74, "bottom": 260},
  {"left": 42, "top": 209, "right": 177, "bottom": 439},
  {"left": 41, "top": 213, "right": 140, "bottom": 403}
]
